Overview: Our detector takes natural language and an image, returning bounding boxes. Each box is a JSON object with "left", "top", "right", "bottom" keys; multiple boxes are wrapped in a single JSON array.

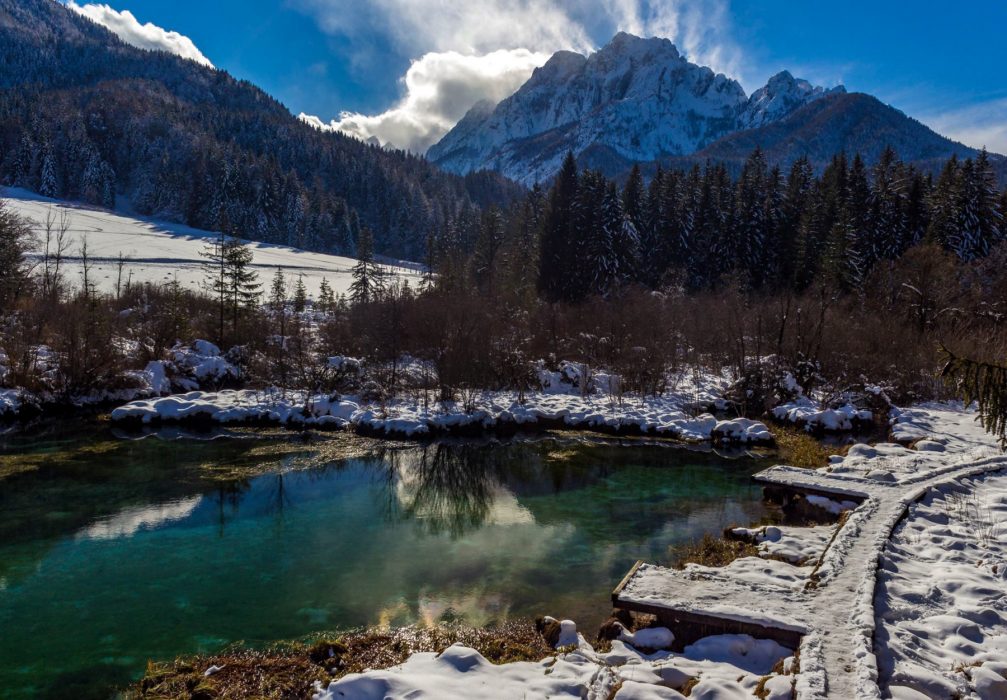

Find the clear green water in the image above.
[{"left": 0, "top": 423, "right": 775, "bottom": 699}]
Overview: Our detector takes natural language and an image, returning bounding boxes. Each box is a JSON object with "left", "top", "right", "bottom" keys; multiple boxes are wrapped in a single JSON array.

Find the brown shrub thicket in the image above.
[{"left": 0, "top": 233, "right": 1002, "bottom": 412}]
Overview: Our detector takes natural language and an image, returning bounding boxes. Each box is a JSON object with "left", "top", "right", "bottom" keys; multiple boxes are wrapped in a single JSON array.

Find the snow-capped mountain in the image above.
[
  {"left": 738, "top": 70, "right": 845, "bottom": 129},
  {"left": 427, "top": 33, "right": 843, "bottom": 185}
]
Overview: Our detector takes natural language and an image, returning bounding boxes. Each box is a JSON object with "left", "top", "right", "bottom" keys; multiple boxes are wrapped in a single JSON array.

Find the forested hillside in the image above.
[{"left": 0, "top": 0, "right": 522, "bottom": 260}]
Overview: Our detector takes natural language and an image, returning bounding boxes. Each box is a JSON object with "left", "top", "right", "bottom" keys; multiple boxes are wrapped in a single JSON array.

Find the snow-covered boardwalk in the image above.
[{"left": 613, "top": 404, "right": 1007, "bottom": 698}]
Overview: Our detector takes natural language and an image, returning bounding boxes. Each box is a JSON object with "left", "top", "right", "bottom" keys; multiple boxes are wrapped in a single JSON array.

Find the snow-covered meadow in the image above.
[{"left": 2, "top": 188, "right": 423, "bottom": 297}]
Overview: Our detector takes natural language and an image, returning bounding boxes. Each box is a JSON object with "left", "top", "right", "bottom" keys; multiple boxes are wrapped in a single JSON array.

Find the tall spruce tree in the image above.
[
  {"left": 292, "top": 275, "right": 307, "bottom": 312},
  {"left": 926, "top": 156, "right": 961, "bottom": 250},
  {"left": 780, "top": 157, "right": 814, "bottom": 288},
  {"left": 825, "top": 154, "right": 870, "bottom": 290},
  {"left": 538, "top": 152, "right": 580, "bottom": 303},
  {"left": 473, "top": 206, "right": 505, "bottom": 297},
  {"left": 733, "top": 148, "right": 770, "bottom": 288},
  {"left": 201, "top": 231, "right": 260, "bottom": 341},
  {"left": 350, "top": 226, "right": 383, "bottom": 304},
  {"left": 622, "top": 164, "right": 646, "bottom": 233},
  {"left": 575, "top": 169, "right": 608, "bottom": 297},
  {"left": 869, "top": 146, "right": 907, "bottom": 261}
]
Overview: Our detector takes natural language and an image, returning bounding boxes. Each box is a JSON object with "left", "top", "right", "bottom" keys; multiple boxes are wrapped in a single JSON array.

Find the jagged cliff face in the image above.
[{"left": 427, "top": 33, "right": 844, "bottom": 185}]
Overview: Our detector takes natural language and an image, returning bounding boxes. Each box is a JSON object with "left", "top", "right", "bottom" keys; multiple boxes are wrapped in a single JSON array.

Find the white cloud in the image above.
[
  {"left": 921, "top": 98, "right": 1007, "bottom": 155},
  {"left": 293, "top": 0, "right": 595, "bottom": 56},
  {"left": 301, "top": 49, "right": 550, "bottom": 153},
  {"left": 294, "top": 0, "right": 744, "bottom": 152},
  {"left": 66, "top": 2, "right": 213, "bottom": 68}
]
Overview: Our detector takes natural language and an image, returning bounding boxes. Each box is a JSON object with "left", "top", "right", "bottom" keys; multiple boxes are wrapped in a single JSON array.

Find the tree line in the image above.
[{"left": 428, "top": 147, "right": 1006, "bottom": 305}]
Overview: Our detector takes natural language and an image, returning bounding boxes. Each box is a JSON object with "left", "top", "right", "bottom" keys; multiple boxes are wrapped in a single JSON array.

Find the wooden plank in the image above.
[
  {"left": 611, "top": 559, "right": 644, "bottom": 599},
  {"left": 613, "top": 597, "right": 804, "bottom": 650}
]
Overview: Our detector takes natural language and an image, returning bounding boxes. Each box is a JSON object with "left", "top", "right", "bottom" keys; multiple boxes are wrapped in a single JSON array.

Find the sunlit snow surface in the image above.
[{"left": 2, "top": 188, "right": 423, "bottom": 297}]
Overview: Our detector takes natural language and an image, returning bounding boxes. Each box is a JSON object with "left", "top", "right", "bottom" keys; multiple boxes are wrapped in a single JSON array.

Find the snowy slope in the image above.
[
  {"left": 428, "top": 33, "right": 841, "bottom": 185},
  {"left": 3, "top": 189, "right": 423, "bottom": 297}
]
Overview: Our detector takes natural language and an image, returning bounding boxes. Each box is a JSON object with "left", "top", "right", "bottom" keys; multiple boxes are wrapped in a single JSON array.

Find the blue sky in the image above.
[{"left": 65, "top": 1, "right": 1007, "bottom": 154}]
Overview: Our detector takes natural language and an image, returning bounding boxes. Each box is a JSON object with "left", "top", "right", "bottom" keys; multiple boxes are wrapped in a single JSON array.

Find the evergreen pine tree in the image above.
[
  {"left": 869, "top": 146, "right": 907, "bottom": 260},
  {"left": 903, "top": 170, "right": 931, "bottom": 249},
  {"left": 269, "top": 267, "right": 287, "bottom": 311},
  {"left": 224, "top": 236, "right": 260, "bottom": 334},
  {"left": 293, "top": 275, "right": 307, "bottom": 312},
  {"left": 201, "top": 231, "right": 260, "bottom": 341},
  {"left": 926, "top": 156, "right": 960, "bottom": 249},
  {"left": 574, "top": 169, "right": 607, "bottom": 297},
  {"left": 201, "top": 230, "right": 230, "bottom": 342},
  {"left": 269, "top": 267, "right": 289, "bottom": 384},
  {"left": 622, "top": 164, "right": 646, "bottom": 233},
  {"left": 733, "top": 148, "right": 769, "bottom": 287},
  {"left": 318, "top": 277, "right": 335, "bottom": 312},
  {"left": 473, "top": 206, "right": 505, "bottom": 297},
  {"left": 825, "top": 154, "right": 870, "bottom": 290},
  {"left": 350, "top": 226, "right": 383, "bottom": 304},
  {"left": 0, "top": 200, "right": 32, "bottom": 311},
  {"left": 538, "top": 152, "right": 579, "bottom": 303},
  {"left": 39, "top": 146, "right": 59, "bottom": 198},
  {"left": 780, "top": 157, "right": 813, "bottom": 288}
]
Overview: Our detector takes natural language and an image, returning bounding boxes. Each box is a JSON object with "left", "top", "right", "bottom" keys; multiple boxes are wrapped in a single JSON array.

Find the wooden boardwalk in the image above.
[
  {"left": 611, "top": 457, "right": 1007, "bottom": 699},
  {"left": 612, "top": 560, "right": 809, "bottom": 649}
]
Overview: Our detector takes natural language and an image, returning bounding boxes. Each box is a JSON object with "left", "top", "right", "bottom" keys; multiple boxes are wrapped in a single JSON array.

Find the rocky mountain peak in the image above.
[{"left": 427, "top": 33, "right": 844, "bottom": 185}]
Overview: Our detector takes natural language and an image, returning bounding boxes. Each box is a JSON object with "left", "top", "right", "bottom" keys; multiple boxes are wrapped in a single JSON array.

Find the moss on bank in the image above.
[
  {"left": 668, "top": 533, "right": 761, "bottom": 569},
  {"left": 772, "top": 425, "right": 835, "bottom": 468},
  {"left": 127, "top": 622, "right": 555, "bottom": 699}
]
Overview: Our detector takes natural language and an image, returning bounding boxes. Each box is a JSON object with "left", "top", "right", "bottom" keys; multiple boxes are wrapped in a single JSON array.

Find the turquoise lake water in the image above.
[{"left": 0, "top": 423, "right": 775, "bottom": 699}]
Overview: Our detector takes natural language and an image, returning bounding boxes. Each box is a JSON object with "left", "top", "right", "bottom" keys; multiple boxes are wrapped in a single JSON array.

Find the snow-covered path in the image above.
[
  {"left": 618, "top": 404, "right": 1007, "bottom": 698},
  {"left": 810, "top": 457, "right": 1007, "bottom": 699},
  {"left": 874, "top": 469, "right": 1007, "bottom": 698}
]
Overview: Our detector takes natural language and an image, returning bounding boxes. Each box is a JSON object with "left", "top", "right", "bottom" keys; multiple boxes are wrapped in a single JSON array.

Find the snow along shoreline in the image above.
[{"left": 108, "top": 387, "right": 777, "bottom": 445}]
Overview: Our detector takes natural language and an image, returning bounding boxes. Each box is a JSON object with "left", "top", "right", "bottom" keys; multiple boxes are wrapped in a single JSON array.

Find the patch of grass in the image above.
[
  {"left": 127, "top": 622, "right": 556, "bottom": 699},
  {"left": 773, "top": 425, "right": 834, "bottom": 468},
  {"left": 0, "top": 439, "right": 122, "bottom": 481},
  {"left": 669, "top": 533, "right": 760, "bottom": 569}
]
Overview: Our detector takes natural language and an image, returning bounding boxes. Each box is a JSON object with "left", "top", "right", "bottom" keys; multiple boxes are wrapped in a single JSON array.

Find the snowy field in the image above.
[{"left": 2, "top": 188, "right": 423, "bottom": 297}]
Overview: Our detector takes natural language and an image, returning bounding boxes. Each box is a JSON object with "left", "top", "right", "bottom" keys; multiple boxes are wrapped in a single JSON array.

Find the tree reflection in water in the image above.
[{"left": 380, "top": 443, "right": 512, "bottom": 537}]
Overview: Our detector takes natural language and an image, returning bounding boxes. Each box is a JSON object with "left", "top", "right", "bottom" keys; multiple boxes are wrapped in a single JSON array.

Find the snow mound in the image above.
[
  {"left": 313, "top": 632, "right": 797, "bottom": 700},
  {"left": 712, "top": 417, "right": 773, "bottom": 444},
  {"left": 0, "top": 389, "right": 23, "bottom": 417},
  {"left": 730, "top": 524, "right": 837, "bottom": 565},
  {"left": 773, "top": 398, "right": 872, "bottom": 432}
]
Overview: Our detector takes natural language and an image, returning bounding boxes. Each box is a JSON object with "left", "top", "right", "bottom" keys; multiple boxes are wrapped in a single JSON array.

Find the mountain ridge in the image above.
[
  {"left": 428, "top": 32, "right": 1004, "bottom": 185},
  {"left": 427, "top": 33, "right": 844, "bottom": 184}
]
